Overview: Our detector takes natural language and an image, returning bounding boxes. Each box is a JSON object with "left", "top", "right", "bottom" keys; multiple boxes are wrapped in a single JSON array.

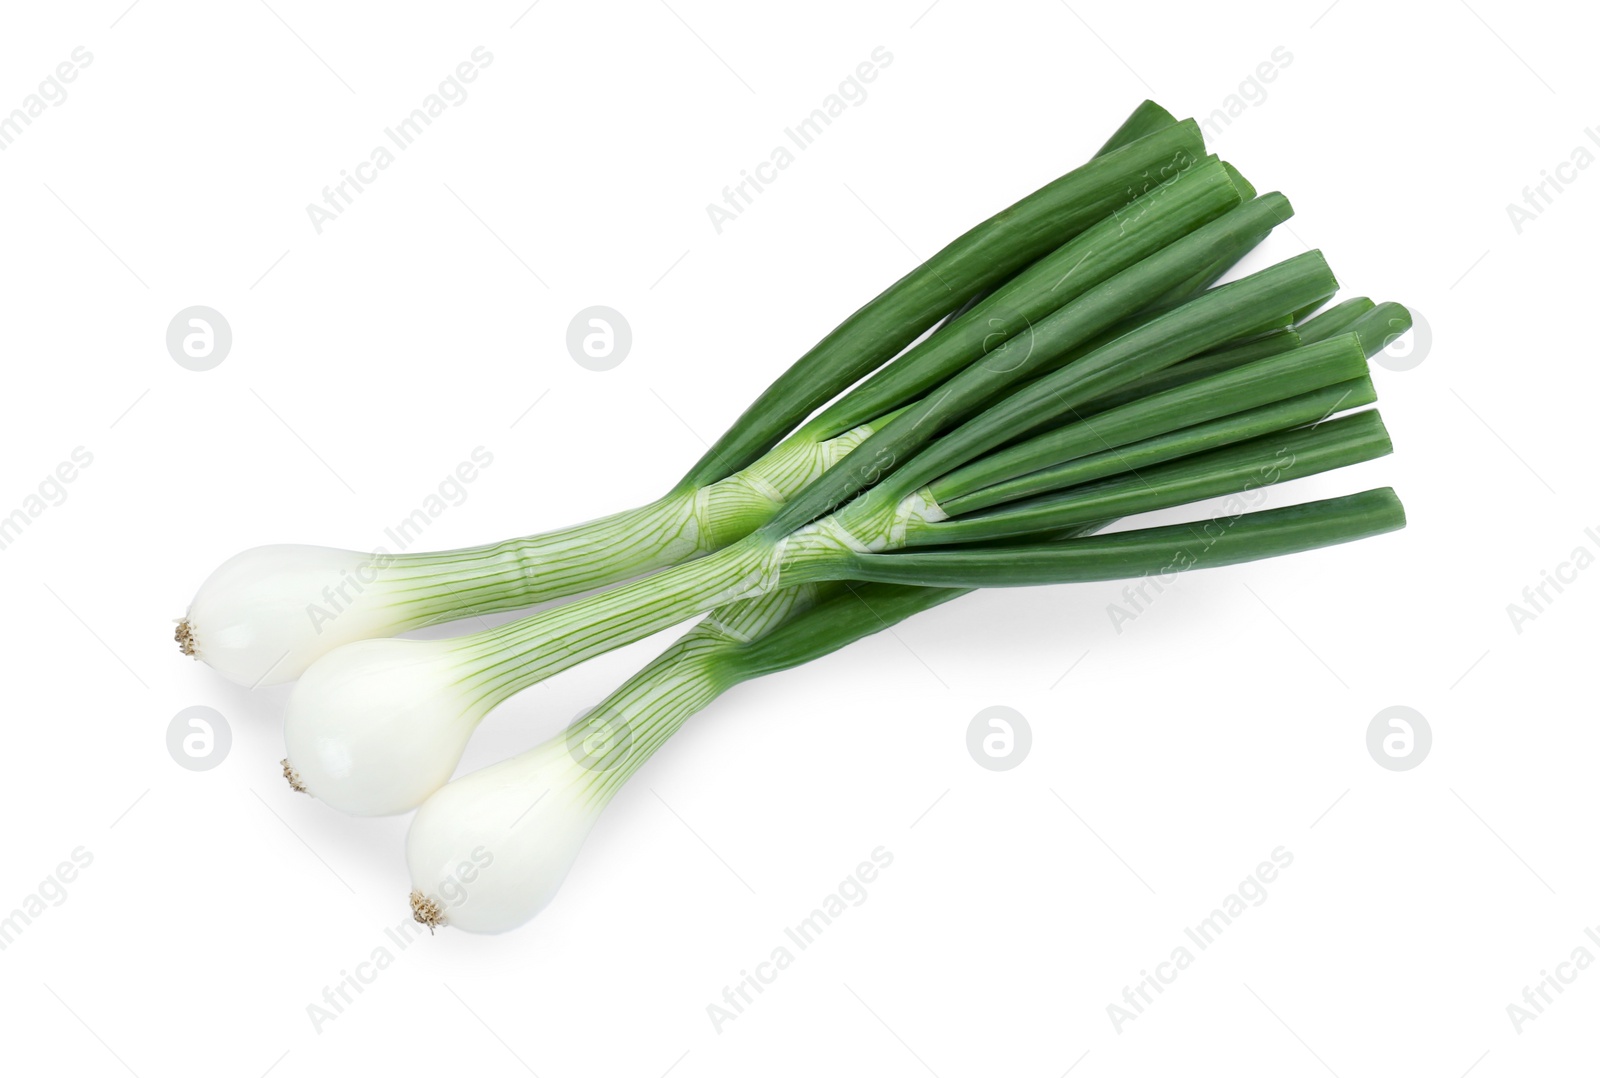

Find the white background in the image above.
[{"left": 1, "top": 0, "right": 1594, "bottom": 1074}]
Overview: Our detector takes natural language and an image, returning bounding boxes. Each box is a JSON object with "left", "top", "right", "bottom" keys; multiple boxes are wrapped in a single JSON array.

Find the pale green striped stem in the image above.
[
  {"left": 340, "top": 421, "right": 880, "bottom": 633},
  {"left": 568, "top": 585, "right": 835, "bottom": 809}
]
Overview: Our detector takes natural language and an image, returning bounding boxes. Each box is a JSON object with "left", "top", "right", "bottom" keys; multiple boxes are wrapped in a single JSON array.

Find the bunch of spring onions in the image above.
[{"left": 177, "top": 101, "right": 1412, "bottom": 933}]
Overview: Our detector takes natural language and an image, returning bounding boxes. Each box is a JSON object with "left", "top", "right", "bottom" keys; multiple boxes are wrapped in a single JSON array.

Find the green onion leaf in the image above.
[
  {"left": 832, "top": 488, "right": 1406, "bottom": 588},
  {"left": 906, "top": 409, "right": 1392, "bottom": 546},
  {"left": 677, "top": 116, "right": 1207, "bottom": 487}
]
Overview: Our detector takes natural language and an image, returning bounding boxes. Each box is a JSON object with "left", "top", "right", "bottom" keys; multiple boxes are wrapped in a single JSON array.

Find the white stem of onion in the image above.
[
  {"left": 281, "top": 496, "right": 941, "bottom": 816},
  {"left": 405, "top": 586, "right": 823, "bottom": 933},
  {"left": 177, "top": 423, "right": 878, "bottom": 686}
]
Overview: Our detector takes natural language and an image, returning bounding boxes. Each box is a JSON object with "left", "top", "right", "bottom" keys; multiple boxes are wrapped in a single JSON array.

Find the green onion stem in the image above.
[
  {"left": 837, "top": 245, "right": 1338, "bottom": 521},
  {"left": 897, "top": 410, "right": 1392, "bottom": 547},
  {"left": 1073, "top": 327, "right": 1304, "bottom": 417},
  {"left": 802, "top": 154, "right": 1247, "bottom": 437},
  {"left": 568, "top": 578, "right": 983, "bottom": 806},
  {"left": 1296, "top": 296, "right": 1376, "bottom": 342},
  {"left": 436, "top": 397, "right": 1388, "bottom": 713},
  {"left": 762, "top": 196, "right": 1307, "bottom": 537},
  {"left": 1094, "top": 99, "right": 1179, "bottom": 156},
  {"left": 676, "top": 117, "right": 1206, "bottom": 487},
  {"left": 318, "top": 416, "right": 889, "bottom": 634},
  {"left": 937, "top": 376, "right": 1378, "bottom": 516},
  {"left": 926, "top": 332, "right": 1371, "bottom": 510},
  {"left": 828, "top": 488, "right": 1406, "bottom": 589},
  {"left": 1346, "top": 302, "right": 1413, "bottom": 354},
  {"left": 1074, "top": 297, "right": 1407, "bottom": 428}
]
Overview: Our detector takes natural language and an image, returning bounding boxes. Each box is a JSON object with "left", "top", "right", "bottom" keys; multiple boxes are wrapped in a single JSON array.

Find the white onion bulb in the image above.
[
  {"left": 405, "top": 735, "right": 605, "bottom": 934},
  {"left": 282, "top": 636, "right": 487, "bottom": 816},
  {"left": 179, "top": 545, "right": 424, "bottom": 687}
]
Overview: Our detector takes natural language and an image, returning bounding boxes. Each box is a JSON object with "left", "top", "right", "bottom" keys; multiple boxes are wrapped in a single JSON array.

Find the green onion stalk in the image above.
[
  {"left": 179, "top": 104, "right": 1216, "bottom": 687},
  {"left": 282, "top": 244, "right": 1408, "bottom": 816}
]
